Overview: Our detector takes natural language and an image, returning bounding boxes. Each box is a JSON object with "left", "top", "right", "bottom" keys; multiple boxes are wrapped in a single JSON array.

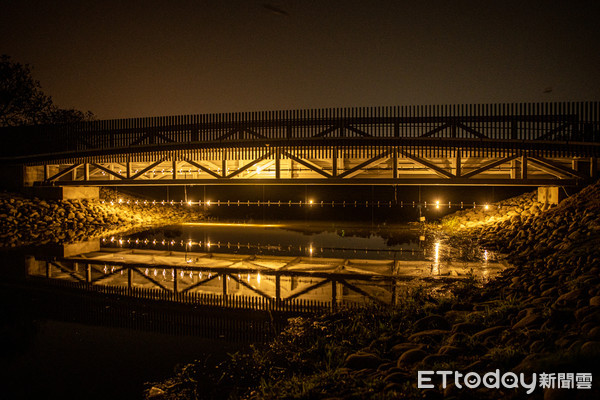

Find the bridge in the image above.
[{"left": 2, "top": 102, "right": 599, "bottom": 187}]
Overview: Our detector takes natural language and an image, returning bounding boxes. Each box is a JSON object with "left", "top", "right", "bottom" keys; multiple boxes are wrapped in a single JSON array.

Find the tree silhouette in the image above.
[{"left": 0, "top": 54, "right": 93, "bottom": 127}]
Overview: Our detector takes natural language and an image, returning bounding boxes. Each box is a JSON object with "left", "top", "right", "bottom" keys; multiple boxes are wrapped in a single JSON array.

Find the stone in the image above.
[
  {"left": 589, "top": 296, "right": 600, "bottom": 306},
  {"left": 147, "top": 387, "right": 165, "bottom": 398},
  {"left": 587, "top": 326, "right": 600, "bottom": 340},
  {"left": 553, "top": 289, "right": 583, "bottom": 307},
  {"left": 408, "top": 329, "right": 451, "bottom": 343},
  {"left": 397, "top": 349, "right": 427, "bottom": 366},
  {"left": 437, "top": 345, "right": 462, "bottom": 356},
  {"left": 344, "top": 352, "right": 383, "bottom": 370},
  {"left": 580, "top": 341, "right": 600, "bottom": 354},
  {"left": 472, "top": 326, "right": 507, "bottom": 340},
  {"left": 389, "top": 342, "right": 422, "bottom": 356},
  {"left": 512, "top": 312, "right": 544, "bottom": 330},
  {"left": 413, "top": 314, "right": 451, "bottom": 332},
  {"left": 451, "top": 322, "right": 481, "bottom": 334}
]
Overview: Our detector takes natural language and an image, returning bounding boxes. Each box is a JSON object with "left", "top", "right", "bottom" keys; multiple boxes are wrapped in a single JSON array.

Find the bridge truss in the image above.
[{"left": 4, "top": 102, "right": 599, "bottom": 186}]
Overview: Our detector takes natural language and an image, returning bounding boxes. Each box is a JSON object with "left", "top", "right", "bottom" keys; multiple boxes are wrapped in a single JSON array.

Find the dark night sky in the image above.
[{"left": 1, "top": 0, "right": 598, "bottom": 119}]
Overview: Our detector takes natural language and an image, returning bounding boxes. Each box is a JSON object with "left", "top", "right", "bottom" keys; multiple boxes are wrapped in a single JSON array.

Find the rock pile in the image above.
[
  {"left": 329, "top": 183, "right": 600, "bottom": 398},
  {"left": 0, "top": 189, "right": 205, "bottom": 247}
]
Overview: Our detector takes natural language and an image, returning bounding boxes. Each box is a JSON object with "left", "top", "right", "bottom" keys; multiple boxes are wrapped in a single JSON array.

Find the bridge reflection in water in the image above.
[{"left": 26, "top": 240, "right": 504, "bottom": 314}]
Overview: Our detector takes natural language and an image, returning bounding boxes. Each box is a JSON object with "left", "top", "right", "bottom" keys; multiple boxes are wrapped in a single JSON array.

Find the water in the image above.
[{"left": 0, "top": 220, "right": 503, "bottom": 399}]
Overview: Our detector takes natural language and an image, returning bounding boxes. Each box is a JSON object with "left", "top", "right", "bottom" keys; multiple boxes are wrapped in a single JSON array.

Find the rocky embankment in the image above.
[
  {"left": 146, "top": 182, "right": 600, "bottom": 400},
  {"left": 0, "top": 188, "right": 205, "bottom": 247}
]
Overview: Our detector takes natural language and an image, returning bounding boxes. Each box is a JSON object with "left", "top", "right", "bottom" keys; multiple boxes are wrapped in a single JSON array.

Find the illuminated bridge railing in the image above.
[{"left": 2, "top": 102, "right": 599, "bottom": 159}]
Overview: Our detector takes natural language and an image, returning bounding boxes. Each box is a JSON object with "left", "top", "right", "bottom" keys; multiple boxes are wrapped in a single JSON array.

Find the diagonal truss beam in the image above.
[
  {"left": 345, "top": 125, "right": 371, "bottom": 137},
  {"left": 456, "top": 122, "right": 487, "bottom": 138},
  {"left": 46, "top": 163, "right": 82, "bottom": 182},
  {"left": 312, "top": 125, "right": 340, "bottom": 138},
  {"left": 48, "top": 261, "right": 86, "bottom": 283},
  {"left": 460, "top": 154, "right": 519, "bottom": 178},
  {"left": 338, "top": 150, "right": 392, "bottom": 178},
  {"left": 242, "top": 128, "right": 268, "bottom": 139},
  {"left": 227, "top": 273, "right": 273, "bottom": 300},
  {"left": 536, "top": 122, "right": 572, "bottom": 141},
  {"left": 182, "top": 159, "right": 223, "bottom": 179},
  {"left": 338, "top": 278, "right": 387, "bottom": 305},
  {"left": 129, "top": 158, "right": 167, "bottom": 180},
  {"left": 420, "top": 123, "right": 451, "bottom": 137},
  {"left": 528, "top": 156, "right": 586, "bottom": 178},
  {"left": 216, "top": 128, "right": 240, "bottom": 141},
  {"left": 155, "top": 132, "right": 175, "bottom": 143},
  {"left": 283, "top": 278, "right": 330, "bottom": 301},
  {"left": 90, "top": 266, "right": 127, "bottom": 284},
  {"left": 277, "top": 256, "right": 302, "bottom": 271},
  {"left": 131, "top": 268, "right": 171, "bottom": 292},
  {"left": 398, "top": 149, "right": 455, "bottom": 178},
  {"left": 129, "top": 131, "right": 153, "bottom": 146},
  {"left": 179, "top": 272, "right": 221, "bottom": 294},
  {"left": 226, "top": 151, "right": 274, "bottom": 178},
  {"left": 90, "top": 163, "right": 125, "bottom": 180},
  {"left": 282, "top": 151, "right": 333, "bottom": 178}
]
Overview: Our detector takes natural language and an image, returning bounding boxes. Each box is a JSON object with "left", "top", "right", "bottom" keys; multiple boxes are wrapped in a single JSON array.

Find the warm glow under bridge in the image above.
[{"left": 2, "top": 102, "right": 599, "bottom": 187}]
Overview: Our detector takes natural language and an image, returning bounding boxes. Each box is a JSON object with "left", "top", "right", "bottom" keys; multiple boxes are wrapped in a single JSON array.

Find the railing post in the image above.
[
  {"left": 127, "top": 267, "right": 132, "bottom": 295},
  {"left": 275, "top": 274, "right": 281, "bottom": 310},
  {"left": 331, "top": 280, "right": 337, "bottom": 312}
]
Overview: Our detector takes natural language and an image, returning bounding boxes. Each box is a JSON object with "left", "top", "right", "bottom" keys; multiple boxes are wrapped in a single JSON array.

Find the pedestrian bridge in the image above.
[{"left": 3, "top": 102, "right": 599, "bottom": 187}]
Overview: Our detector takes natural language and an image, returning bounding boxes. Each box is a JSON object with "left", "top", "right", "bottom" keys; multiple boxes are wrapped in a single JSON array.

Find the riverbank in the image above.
[
  {"left": 145, "top": 182, "right": 600, "bottom": 399},
  {"left": 0, "top": 188, "right": 206, "bottom": 247}
]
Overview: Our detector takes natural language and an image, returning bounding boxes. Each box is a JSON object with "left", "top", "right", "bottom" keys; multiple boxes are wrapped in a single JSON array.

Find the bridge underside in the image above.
[{"left": 27, "top": 144, "right": 596, "bottom": 187}]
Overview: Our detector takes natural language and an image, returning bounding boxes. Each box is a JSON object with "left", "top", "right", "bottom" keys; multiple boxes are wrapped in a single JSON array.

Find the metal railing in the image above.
[{"left": 2, "top": 102, "right": 599, "bottom": 158}]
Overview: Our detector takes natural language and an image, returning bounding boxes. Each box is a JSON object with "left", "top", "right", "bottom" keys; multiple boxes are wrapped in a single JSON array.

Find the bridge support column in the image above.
[{"left": 538, "top": 186, "right": 563, "bottom": 206}]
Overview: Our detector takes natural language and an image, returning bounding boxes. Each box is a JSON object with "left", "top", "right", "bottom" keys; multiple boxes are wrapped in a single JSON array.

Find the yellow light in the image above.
[
  {"left": 188, "top": 201, "right": 192, "bottom": 206},
  {"left": 118, "top": 198, "right": 123, "bottom": 204},
  {"left": 435, "top": 200, "right": 440, "bottom": 209},
  {"left": 256, "top": 166, "right": 262, "bottom": 174},
  {"left": 484, "top": 204, "right": 490, "bottom": 210},
  {"left": 182, "top": 222, "right": 283, "bottom": 228},
  {"left": 206, "top": 200, "right": 211, "bottom": 206},
  {"left": 309, "top": 199, "right": 313, "bottom": 205}
]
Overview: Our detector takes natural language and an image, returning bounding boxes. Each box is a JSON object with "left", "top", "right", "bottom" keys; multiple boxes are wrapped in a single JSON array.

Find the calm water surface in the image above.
[{"left": 1, "top": 220, "right": 501, "bottom": 399}]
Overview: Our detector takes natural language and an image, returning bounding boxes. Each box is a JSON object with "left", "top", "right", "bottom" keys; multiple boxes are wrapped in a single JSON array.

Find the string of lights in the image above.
[
  {"left": 100, "top": 236, "right": 429, "bottom": 255},
  {"left": 101, "top": 198, "right": 494, "bottom": 210}
]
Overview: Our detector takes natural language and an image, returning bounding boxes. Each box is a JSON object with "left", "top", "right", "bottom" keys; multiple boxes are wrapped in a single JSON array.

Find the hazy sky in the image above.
[{"left": 1, "top": 0, "right": 599, "bottom": 119}]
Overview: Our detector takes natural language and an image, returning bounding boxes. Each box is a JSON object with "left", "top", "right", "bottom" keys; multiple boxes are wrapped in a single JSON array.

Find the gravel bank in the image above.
[{"left": 0, "top": 188, "right": 205, "bottom": 247}]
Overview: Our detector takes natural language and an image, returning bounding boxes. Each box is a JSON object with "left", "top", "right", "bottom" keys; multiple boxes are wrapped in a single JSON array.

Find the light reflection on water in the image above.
[{"left": 22, "top": 222, "right": 503, "bottom": 310}]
